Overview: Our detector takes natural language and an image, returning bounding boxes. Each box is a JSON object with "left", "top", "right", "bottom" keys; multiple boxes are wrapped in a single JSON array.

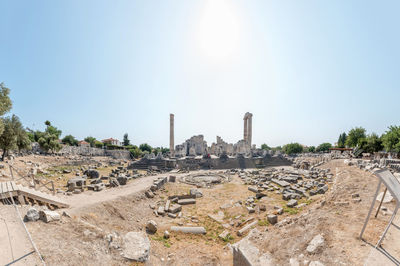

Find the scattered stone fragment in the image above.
[
  {"left": 169, "top": 204, "right": 182, "bottom": 214},
  {"left": 219, "top": 230, "right": 230, "bottom": 240},
  {"left": 62, "top": 211, "right": 71, "bottom": 218},
  {"left": 237, "top": 220, "right": 258, "bottom": 236},
  {"left": 164, "top": 231, "right": 170, "bottom": 239},
  {"left": 84, "top": 169, "right": 100, "bottom": 179},
  {"left": 168, "top": 213, "right": 177, "bottom": 218},
  {"left": 208, "top": 211, "right": 224, "bottom": 223},
  {"left": 165, "top": 200, "right": 171, "bottom": 212},
  {"left": 94, "top": 183, "right": 105, "bottom": 191},
  {"left": 353, "top": 198, "right": 361, "bottom": 203},
  {"left": 377, "top": 191, "right": 393, "bottom": 203},
  {"left": 248, "top": 186, "right": 259, "bottom": 193},
  {"left": 247, "top": 207, "right": 255, "bottom": 213},
  {"left": 177, "top": 198, "right": 196, "bottom": 205},
  {"left": 220, "top": 203, "right": 233, "bottom": 209},
  {"left": 256, "top": 193, "right": 267, "bottom": 199},
  {"left": 267, "top": 214, "right": 278, "bottom": 225},
  {"left": 170, "top": 226, "right": 206, "bottom": 234},
  {"left": 122, "top": 231, "right": 150, "bottom": 262},
  {"left": 259, "top": 205, "right": 266, "bottom": 212},
  {"left": 25, "top": 207, "right": 39, "bottom": 222},
  {"left": 287, "top": 199, "right": 298, "bottom": 208},
  {"left": 306, "top": 234, "right": 325, "bottom": 254},
  {"left": 117, "top": 176, "right": 128, "bottom": 185},
  {"left": 39, "top": 210, "right": 61, "bottom": 223},
  {"left": 145, "top": 190, "right": 154, "bottom": 198},
  {"left": 110, "top": 178, "right": 120, "bottom": 187},
  {"left": 190, "top": 188, "right": 203, "bottom": 198},
  {"left": 146, "top": 220, "right": 158, "bottom": 234},
  {"left": 157, "top": 206, "right": 165, "bottom": 216},
  {"left": 171, "top": 197, "right": 178, "bottom": 203},
  {"left": 169, "top": 175, "right": 176, "bottom": 182}
]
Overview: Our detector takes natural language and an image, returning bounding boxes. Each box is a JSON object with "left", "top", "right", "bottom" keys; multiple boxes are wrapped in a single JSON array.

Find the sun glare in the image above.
[{"left": 197, "top": 0, "right": 240, "bottom": 61}]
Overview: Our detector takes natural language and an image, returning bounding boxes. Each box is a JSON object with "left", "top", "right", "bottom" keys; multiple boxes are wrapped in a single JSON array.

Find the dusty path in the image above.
[
  {"left": 64, "top": 174, "right": 162, "bottom": 213},
  {"left": 0, "top": 206, "right": 41, "bottom": 266}
]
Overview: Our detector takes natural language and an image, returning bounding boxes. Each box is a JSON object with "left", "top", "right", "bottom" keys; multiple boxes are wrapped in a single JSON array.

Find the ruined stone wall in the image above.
[
  {"left": 58, "top": 145, "right": 131, "bottom": 160},
  {"left": 175, "top": 155, "right": 292, "bottom": 170}
]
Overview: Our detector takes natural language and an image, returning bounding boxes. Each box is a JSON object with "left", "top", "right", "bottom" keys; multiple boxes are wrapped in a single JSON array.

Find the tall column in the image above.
[
  {"left": 170, "top": 114, "right": 175, "bottom": 157},
  {"left": 243, "top": 114, "right": 248, "bottom": 142},
  {"left": 248, "top": 113, "right": 252, "bottom": 147}
]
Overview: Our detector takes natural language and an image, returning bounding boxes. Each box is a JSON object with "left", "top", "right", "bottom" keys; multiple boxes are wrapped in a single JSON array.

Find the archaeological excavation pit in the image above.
[{"left": 180, "top": 172, "right": 231, "bottom": 187}]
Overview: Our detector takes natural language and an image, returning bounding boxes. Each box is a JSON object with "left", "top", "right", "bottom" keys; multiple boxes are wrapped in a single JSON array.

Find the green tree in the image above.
[
  {"left": 0, "top": 83, "right": 13, "bottom": 136},
  {"left": 94, "top": 140, "right": 103, "bottom": 148},
  {"left": 123, "top": 133, "right": 130, "bottom": 146},
  {"left": 16, "top": 130, "right": 31, "bottom": 152},
  {"left": 283, "top": 143, "right": 303, "bottom": 154},
  {"left": 381, "top": 126, "right": 400, "bottom": 152},
  {"left": 346, "top": 127, "right": 366, "bottom": 147},
  {"left": 261, "top": 144, "right": 271, "bottom": 150},
  {"left": 62, "top": 135, "right": 78, "bottom": 146},
  {"left": 129, "top": 146, "right": 142, "bottom": 158},
  {"left": 37, "top": 121, "right": 62, "bottom": 153},
  {"left": 307, "top": 146, "right": 316, "bottom": 153},
  {"left": 161, "top": 147, "right": 170, "bottom": 154},
  {"left": 316, "top": 142, "right": 332, "bottom": 152},
  {"left": 359, "top": 133, "right": 383, "bottom": 153},
  {"left": 0, "top": 115, "right": 30, "bottom": 160},
  {"left": 139, "top": 143, "right": 152, "bottom": 153},
  {"left": 272, "top": 146, "right": 282, "bottom": 151},
  {"left": 337, "top": 132, "right": 347, "bottom": 148},
  {"left": 84, "top": 136, "right": 97, "bottom": 147}
]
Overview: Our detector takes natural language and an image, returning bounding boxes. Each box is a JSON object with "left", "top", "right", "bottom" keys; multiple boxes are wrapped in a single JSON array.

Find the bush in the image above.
[
  {"left": 94, "top": 141, "right": 103, "bottom": 148},
  {"left": 282, "top": 143, "right": 303, "bottom": 154},
  {"left": 382, "top": 126, "right": 400, "bottom": 153},
  {"left": 316, "top": 143, "right": 332, "bottom": 152},
  {"left": 307, "top": 146, "right": 315, "bottom": 153},
  {"left": 129, "top": 147, "right": 142, "bottom": 158},
  {"left": 139, "top": 143, "right": 152, "bottom": 153},
  {"left": 62, "top": 135, "right": 78, "bottom": 146},
  {"left": 261, "top": 144, "right": 271, "bottom": 150}
]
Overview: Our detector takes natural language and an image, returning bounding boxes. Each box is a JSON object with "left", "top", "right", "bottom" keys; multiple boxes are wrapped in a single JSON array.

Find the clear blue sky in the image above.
[{"left": 1, "top": 1, "right": 399, "bottom": 147}]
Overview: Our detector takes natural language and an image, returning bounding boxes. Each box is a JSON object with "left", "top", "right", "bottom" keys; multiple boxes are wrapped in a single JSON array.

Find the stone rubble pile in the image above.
[{"left": 238, "top": 167, "right": 332, "bottom": 204}]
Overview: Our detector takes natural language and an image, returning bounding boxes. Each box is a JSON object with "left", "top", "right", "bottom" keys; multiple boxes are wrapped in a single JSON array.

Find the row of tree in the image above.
[
  {"left": 260, "top": 125, "right": 400, "bottom": 155},
  {"left": 337, "top": 126, "right": 400, "bottom": 153},
  {"left": 261, "top": 142, "right": 332, "bottom": 155}
]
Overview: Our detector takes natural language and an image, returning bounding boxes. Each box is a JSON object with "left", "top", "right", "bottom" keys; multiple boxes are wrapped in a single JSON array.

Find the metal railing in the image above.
[{"left": 8, "top": 164, "right": 55, "bottom": 195}]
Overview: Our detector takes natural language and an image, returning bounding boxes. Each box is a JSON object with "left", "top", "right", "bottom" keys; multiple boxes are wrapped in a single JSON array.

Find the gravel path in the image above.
[{"left": 64, "top": 174, "right": 160, "bottom": 214}]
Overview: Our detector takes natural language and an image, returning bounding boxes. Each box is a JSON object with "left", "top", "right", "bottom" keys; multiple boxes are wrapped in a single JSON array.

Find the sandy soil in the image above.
[
  {"left": 2, "top": 156, "right": 400, "bottom": 265},
  {"left": 0, "top": 206, "right": 41, "bottom": 265}
]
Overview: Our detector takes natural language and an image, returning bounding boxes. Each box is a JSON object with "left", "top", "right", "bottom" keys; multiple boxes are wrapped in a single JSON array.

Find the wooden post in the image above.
[
  {"left": 32, "top": 176, "right": 36, "bottom": 189},
  {"left": 9, "top": 165, "right": 14, "bottom": 180},
  {"left": 51, "top": 181, "right": 55, "bottom": 195}
]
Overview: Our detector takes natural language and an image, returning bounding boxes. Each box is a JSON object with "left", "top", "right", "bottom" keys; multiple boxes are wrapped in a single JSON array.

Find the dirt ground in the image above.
[{"left": 1, "top": 156, "right": 400, "bottom": 265}]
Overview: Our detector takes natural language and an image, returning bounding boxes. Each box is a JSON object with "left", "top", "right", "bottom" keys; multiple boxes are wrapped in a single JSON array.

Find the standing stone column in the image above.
[
  {"left": 170, "top": 114, "right": 175, "bottom": 157},
  {"left": 243, "top": 114, "right": 248, "bottom": 143},
  {"left": 248, "top": 113, "right": 252, "bottom": 147}
]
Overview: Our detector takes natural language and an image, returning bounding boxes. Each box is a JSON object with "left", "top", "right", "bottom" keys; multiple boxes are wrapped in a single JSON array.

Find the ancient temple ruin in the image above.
[
  {"left": 170, "top": 112, "right": 254, "bottom": 158},
  {"left": 130, "top": 112, "right": 291, "bottom": 170}
]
